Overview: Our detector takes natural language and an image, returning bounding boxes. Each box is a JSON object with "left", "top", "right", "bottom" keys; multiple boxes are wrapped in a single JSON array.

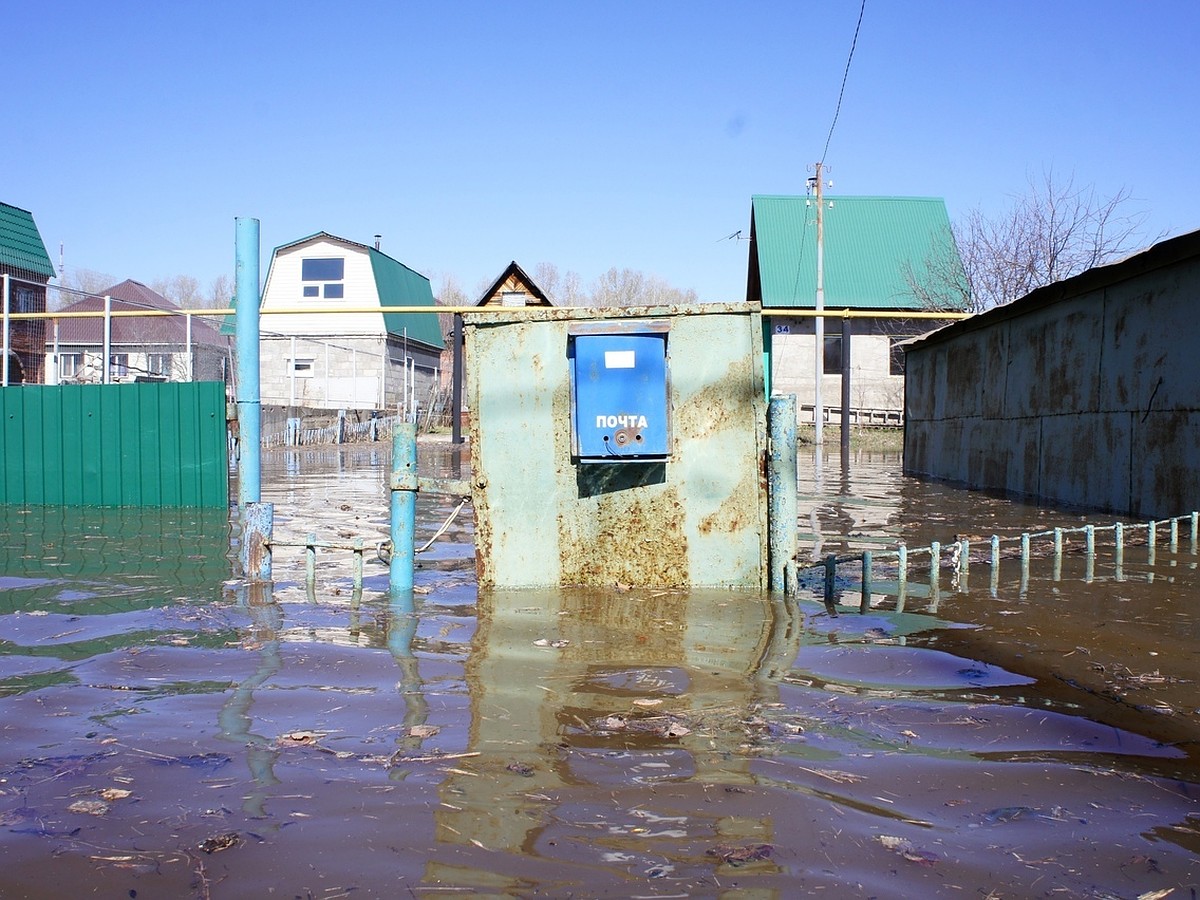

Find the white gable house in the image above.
[{"left": 258, "top": 233, "right": 445, "bottom": 414}]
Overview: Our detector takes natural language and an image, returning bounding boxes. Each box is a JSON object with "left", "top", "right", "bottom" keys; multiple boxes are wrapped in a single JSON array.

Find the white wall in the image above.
[{"left": 261, "top": 238, "right": 386, "bottom": 336}]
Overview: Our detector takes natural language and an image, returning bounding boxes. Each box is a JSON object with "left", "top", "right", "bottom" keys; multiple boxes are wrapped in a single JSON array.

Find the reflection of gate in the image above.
[{"left": 0, "top": 381, "right": 228, "bottom": 507}]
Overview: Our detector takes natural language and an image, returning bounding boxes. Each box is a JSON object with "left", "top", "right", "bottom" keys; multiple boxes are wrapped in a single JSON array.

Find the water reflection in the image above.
[{"left": 0, "top": 443, "right": 1197, "bottom": 896}]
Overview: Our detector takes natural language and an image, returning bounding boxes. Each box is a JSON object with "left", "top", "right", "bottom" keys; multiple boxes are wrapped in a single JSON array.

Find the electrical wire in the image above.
[{"left": 819, "top": 0, "right": 867, "bottom": 164}]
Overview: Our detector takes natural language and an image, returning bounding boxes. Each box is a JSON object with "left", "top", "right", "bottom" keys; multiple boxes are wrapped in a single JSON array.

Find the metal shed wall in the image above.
[
  {"left": 465, "top": 304, "right": 768, "bottom": 590},
  {"left": 903, "top": 230, "right": 1200, "bottom": 519}
]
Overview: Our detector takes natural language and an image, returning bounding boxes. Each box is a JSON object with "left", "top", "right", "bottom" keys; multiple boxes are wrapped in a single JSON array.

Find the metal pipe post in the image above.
[
  {"left": 451, "top": 313, "right": 464, "bottom": 444},
  {"left": 102, "top": 295, "right": 112, "bottom": 385},
  {"left": 390, "top": 422, "right": 418, "bottom": 595},
  {"left": 240, "top": 501, "right": 274, "bottom": 581},
  {"left": 767, "top": 394, "right": 798, "bottom": 592},
  {"left": 1, "top": 274, "right": 9, "bottom": 386},
  {"left": 840, "top": 317, "right": 851, "bottom": 458},
  {"left": 235, "top": 217, "right": 262, "bottom": 507}
]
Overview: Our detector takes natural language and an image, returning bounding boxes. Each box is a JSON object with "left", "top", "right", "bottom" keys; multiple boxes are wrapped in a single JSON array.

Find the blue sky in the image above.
[{"left": 7, "top": 1, "right": 1198, "bottom": 302}]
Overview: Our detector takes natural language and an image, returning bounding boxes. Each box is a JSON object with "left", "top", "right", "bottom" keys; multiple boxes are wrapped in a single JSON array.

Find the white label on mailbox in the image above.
[{"left": 604, "top": 350, "right": 636, "bottom": 369}]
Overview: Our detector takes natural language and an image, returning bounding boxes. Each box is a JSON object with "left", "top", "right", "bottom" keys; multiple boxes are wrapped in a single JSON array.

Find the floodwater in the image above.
[{"left": 0, "top": 441, "right": 1196, "bottom": 898}]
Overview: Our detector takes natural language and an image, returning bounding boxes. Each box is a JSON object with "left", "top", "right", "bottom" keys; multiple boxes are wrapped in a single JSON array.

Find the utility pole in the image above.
[{"left": 811, "top": 163, "right": 826, "bottom": 445}]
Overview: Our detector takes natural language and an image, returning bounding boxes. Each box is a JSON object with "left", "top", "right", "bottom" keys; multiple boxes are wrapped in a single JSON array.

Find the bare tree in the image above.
[
  {"left": 590, "top": 267, "right": 698, "bottom": 308},
  {"left": 208, "top": 274, "right": 233, "bottom": 308},
  {"left": 435, "top": 275, "right": 469, "bottom": 345},
  {"left": 150, "top": 275, "right": 203, "bottom": 308},
  {"left": 59, "top": 267, "right": 117, "bottom": 293},
  {"left": 909, "top": 170, "right": 1154, "bottom": 313}
]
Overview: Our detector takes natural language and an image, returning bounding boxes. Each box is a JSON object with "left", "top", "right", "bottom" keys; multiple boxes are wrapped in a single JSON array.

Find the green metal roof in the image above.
[
  {"left": 369, "top": 247, "right": 444, "bottom": 349},
  {"left": 0, "top": 202, "right": 55, "bottom": 279},
  {"left": 748, "top": 195, "right": 965, "bottom": 310}
]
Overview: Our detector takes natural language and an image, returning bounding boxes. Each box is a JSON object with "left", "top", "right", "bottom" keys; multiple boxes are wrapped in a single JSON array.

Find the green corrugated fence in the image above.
[{"left": 1, "top": 382, "right": 228, "bottom": 508}]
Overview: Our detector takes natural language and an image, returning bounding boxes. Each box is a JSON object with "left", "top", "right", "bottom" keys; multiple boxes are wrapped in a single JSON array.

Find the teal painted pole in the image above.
[
  {"left": 767, "top": 394, "right": 798, "bottom": 593},
  {"left": 235, "top": 217, "right": 262, "bottom": 508},
  {"left": 390, "top": 422, "right": 418, "bottom": 595}
]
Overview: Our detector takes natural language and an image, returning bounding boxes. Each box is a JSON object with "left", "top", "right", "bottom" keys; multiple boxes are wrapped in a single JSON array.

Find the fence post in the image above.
[
  {"left": 1115, "top": 522, "right": 1125, "bottom": 581},
  {"left": 767, "top": 395, "right": 798, "bottom": 593},
  {"left": 102, "top": 294, "right": 112, "bottom": 385},
  {"left": 860, "top": 551, "right": 872, "bottom": 613},
  {"left": 390, "top": 422, "right": 418, "bottom": 595},
  {"left": 1, "top": 274, "right": 9, "bottom": 386},
  {"left": 1085, "top": 524, "right": 1095, "bottom": 583},
  {"left": 823, "top": 555, "right": 837, "bottom": 608},
  {"left": 306, "top": 533, "right": 317, "bottom": 591}
]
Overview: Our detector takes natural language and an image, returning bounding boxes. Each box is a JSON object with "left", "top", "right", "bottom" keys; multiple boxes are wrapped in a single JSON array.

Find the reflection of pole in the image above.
[
  {"left": 218, "top": 582, "right": 282, "bottom": 818},
  {"left": 387, "top": 592, "right": 430, "bottom": 771},
  {"left": 389, "top": 423, "right": 417, "bottom": 594}
]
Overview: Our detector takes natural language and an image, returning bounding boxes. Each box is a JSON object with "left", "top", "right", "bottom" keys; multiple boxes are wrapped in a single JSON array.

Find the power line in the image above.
[{"left": 819, "top": 0, "right": 867, "bottom": 164}]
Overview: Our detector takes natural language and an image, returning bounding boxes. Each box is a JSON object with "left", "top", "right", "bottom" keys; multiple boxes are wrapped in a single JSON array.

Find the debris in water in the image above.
[
  {"left": 876, "top": 835, "right": 938, "bottom": 865},
  {"left": 67, "top": 799, "right": 109, "bottom": 816},
  {"left": 706, "top": 843, "right": 773, "bottom": 866},
  {"left": 198, "top": 832, "right": 239, "bottom": 854}
]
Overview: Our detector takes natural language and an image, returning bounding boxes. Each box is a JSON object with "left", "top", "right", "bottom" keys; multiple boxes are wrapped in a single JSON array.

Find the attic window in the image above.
[{"left": 302, "top": 258, "right": 344, "bottom": 281}]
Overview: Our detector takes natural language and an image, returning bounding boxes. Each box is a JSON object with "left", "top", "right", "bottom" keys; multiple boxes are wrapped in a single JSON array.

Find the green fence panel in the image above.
[{"left": 0, "top": 382, "right": 228, "bottom": 508}]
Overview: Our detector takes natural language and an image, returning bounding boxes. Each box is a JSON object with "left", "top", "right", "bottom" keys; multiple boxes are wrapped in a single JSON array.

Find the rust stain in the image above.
[{"left": 558, "top": 483, "right": 689, "bottom": 588}]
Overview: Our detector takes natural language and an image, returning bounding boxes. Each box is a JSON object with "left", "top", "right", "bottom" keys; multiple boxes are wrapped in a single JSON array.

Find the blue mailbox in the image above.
[{"left": 569, "top": 323, "right": 670, "bottom": 462}]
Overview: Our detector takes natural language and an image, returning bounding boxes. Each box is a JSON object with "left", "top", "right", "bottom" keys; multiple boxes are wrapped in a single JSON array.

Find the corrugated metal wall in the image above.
[{"left": 1, "top": 382, "right": 228, "bottom": 508}]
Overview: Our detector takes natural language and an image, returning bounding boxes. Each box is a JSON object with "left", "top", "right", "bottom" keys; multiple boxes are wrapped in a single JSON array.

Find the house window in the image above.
[
  {"left": 302, "top": 258, "right": 344, "bottom": 281},
  {"left": 148, "top": 353, "right": 172, "bottom": 377},
  {"left": 14, "top": 288, "right": 36, "bottom": 312},
  {"left": 110, "top": 354, "right": 129, "bottom": 377},
  {"left": 60, "top": 353, "right": 82, "bottom": 378},
  {"left": 293, "top": 358, "right": 315, "bottom": 377},
  {"left": 889, "top": 338, "right": 906, "bottom": 376},
  {"left": 323, "top": 284, "right": 344, "bottom": 299},
  {"left": 303, "top": 285, "right": 319, "bottom": 298},
  {"left": 823, "top": 336, "right": 842, "bottom": 375}
]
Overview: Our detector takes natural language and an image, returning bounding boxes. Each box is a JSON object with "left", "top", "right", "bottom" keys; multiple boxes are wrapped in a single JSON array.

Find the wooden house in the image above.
[{"left": 449, "top": 261, "right": 553, "bottom": 440}]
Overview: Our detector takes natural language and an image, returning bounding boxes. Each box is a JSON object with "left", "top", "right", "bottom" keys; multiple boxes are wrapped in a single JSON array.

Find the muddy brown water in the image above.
[{"left": 0, "top": 441, "right": 1196, "bottom": 898}]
